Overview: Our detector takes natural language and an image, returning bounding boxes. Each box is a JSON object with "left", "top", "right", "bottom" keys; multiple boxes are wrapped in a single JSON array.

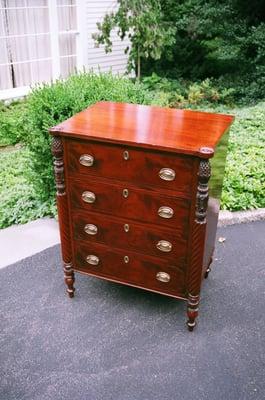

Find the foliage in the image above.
[
  {"left": 0, "top": 100, "right": 29, "bottom": 147},
  {"left": 24, "top": 71, "right": 161, "bottom": 206},
  {"left": 142, "top": 74, "right": 236, "bottom": 107},
  {"left": 0, "top": 147, "right": 56, "bottom": 229},
  {"left": 138, "top": 0, "right": 265, "bottom": 102},
  {"left": 221, "top": 103, "right": 265, "bottom": 210},
  {"left": 92, "top": 0, "right": 175, "bottom": 79},
  {"left": 0, "top": 72, "right": 264, "bottom": 229}
]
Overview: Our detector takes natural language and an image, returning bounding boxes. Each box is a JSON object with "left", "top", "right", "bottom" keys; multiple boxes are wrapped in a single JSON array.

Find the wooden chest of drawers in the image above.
[{"left": 50, "top": 101, "right": 234, "bottom": 331}]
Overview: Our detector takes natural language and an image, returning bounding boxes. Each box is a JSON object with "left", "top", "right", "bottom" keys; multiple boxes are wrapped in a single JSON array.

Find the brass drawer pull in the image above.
[
  {"left": 123, "top": 188, "right": 129, "bottom": 198},
  {"left": 158, "top": 206, "right": 174, "bottom": 219},
  {"left": 86, "top": 255, "right": 99, "bottom": 266},
  {"left": 84, "top": 224, "right": 98, "bottom": 235},
  {"left": 159, "top": 168, "right": 176, "bottom": 181},
  {"left": 79, "top": 154, "right": 94, "bottom": 167},
  {"left": 123, "top": 150, "right": 129, "bottom": 160},
  {"left": 156, "top": 271, "right": 170, "bottom": 283},
  {"left": 156, "top": 240, "right": 172, "bottom": 252},
  {"left": 82, "top": 191, "right": 96, "bottom": 203}
]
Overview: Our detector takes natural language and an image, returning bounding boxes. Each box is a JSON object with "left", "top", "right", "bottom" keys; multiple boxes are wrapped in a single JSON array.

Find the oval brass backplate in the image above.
[
  {"left": 156, "top": 240, "right": 172, "bottom": 252},
  {"left": 84, "top": 224, "right": 98, "bottom": 235},
  {"left": 86, "top": 255, "right": 99, "bottom": 266},
  {"left": 79, "top": 154, "right": 94, "bottom": 167},
  {"left": 156, "top": 271, "right": 170, "bottom": 283},
  {"left": 158, "top": 206, "right": 174, "bottom": 219},
  {"left": 124, "top": 223, "right": 129, "bottom": 232},
  {"left": 82, "top": 191, "right": 96, "bottom": 203},
  {"left": 159, "top": 168, "right": 176, "bottom": 181}
]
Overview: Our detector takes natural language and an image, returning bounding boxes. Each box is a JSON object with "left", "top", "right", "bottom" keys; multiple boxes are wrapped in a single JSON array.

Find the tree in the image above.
[{"left": 92, "top": 0, "right": 175, "bottom": 80}]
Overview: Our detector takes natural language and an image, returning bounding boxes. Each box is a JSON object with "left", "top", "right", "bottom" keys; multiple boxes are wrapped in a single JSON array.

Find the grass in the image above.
[{"left": 0, "top": 93, "right": 264, "bottom": 229}]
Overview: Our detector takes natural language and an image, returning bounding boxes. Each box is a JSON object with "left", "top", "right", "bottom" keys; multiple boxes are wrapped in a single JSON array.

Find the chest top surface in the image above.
[{"left": 51, "top": 101, "right": 234, "bottom": 158}]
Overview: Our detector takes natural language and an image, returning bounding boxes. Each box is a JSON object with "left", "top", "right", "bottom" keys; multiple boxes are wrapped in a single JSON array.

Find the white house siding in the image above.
[
  {"left": 0, "top": 0, "right": 129, "bottom": 100},
  {"left": 86, "top": 0, "right": 129, "bottom": 74}
]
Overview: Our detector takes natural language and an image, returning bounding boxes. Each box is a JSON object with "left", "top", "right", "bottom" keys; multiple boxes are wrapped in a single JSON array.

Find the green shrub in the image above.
[
  {"left": 25, "top": 71, "right": 160, "bottom": 205},
  {"left": 0, "top": 147, "right": 56, "bottom": 228},
  {"left": 0, "top": 100, "right": 29, "bottom": 146},
  {"left": 221, "top": 104, "right": 265, "bottom": 210},
  {"left": 142, "top": 74, "right": 236, "bottom": 107}
]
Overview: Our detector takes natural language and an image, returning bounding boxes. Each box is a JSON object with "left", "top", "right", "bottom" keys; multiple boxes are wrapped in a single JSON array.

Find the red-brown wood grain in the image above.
[
  {"left": 50, "top": 102, "right": 234, "bottom": 331},
  {"left": 66, "top": 138, "right": 194, "bottom": 194},
  {"left": 72, "top": 210, "right": 187, "bottom": 262},
  {"left": 51, "top": 101, "right": 234, "bottom": 157},
  {"left": 73, "top": 240, "right": 186, "bottom": 298},
  {"left": 68, "top": 176, "right": 190, "bottom": 231}
]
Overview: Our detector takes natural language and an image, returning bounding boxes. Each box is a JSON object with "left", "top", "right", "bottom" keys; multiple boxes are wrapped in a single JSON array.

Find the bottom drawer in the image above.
[{"left": 73, "top": 241, "right": 187, "bottom": 298}]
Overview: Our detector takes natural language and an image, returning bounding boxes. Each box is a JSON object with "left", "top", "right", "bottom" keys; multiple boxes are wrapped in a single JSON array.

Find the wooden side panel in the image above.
[{"left": 203, "top": 130, "right": 230, "bottom": 270}]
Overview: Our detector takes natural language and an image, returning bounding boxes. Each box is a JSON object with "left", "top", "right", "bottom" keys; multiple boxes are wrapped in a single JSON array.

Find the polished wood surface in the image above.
[
  {"left": 51, "top": 101, "right": 234, "bottom": 157},
  {"left": 73, "top": 241, "right": 186, "bottom": 298},
  {"left": 69, "top": 176, "right": 190, "bottom": 230},
  {"left": 66, "top": 138, "right": 194, "bottom": 194},
  {"left": 72, "top": 210, "right": 187, "bottom": 262},
  {"left": 50, "top": 102, "right": 233, "bottom": 331}
]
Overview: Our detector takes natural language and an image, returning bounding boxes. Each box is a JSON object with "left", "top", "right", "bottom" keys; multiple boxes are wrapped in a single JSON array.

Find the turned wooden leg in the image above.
[
  {"left": 204, "top": 256, "right": 213, "bottom": 279},
  {"left": 64, "top": 262, "right": 75, "bottom": 298},
  {"left": 186, "top": 294, "right": 200, "bottom": 331}
]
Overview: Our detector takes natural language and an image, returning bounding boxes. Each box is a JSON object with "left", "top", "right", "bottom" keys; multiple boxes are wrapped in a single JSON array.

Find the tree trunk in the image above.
[{"left": 137, "top": 47, "right": 141, "bottom": 81}]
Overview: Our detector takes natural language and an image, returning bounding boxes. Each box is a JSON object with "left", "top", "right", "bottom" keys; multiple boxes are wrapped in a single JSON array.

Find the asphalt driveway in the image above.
[{"left": 0, "top": 221, "right": 264, "bottom": 400}]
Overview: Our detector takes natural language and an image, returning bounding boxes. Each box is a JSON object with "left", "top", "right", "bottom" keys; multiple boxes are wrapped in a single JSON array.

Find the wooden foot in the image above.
[
  {"left": 204, "top": 256, "right": 213, "bottom": 279},
  {"left": 204, "top": 266, "right": 211, "bottom": 279},
  {"left": 64, "top": 262, "right": 75, "bottom": 298},
  {"left": 186, "top": 294, "right": 199, "bottom": 332}
]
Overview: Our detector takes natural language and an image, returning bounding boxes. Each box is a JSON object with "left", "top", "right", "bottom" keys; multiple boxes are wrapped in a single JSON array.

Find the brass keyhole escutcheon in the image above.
[
  {"left": 123, "top": 188, "right": 129, "bottom": 198},
  {"left": 123, "top": 150, "right": 129, "bottom": 160},
  {"left": 124, "top": 255, "right": 129, "bottom": 264},
  {"left": 124, "top": 223, "right": 129, "bottom": 232}
]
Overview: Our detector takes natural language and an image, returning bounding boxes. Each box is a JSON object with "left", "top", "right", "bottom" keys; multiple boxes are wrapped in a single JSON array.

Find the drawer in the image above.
[
  {"left": 73, "top": 241, "right": 186, "bottom": 298},
  {"left": 66, "top": 139, "right": 193, "bottom": 195},
  {"left": 72, "top": 210, "right": 187, "bottom": 262},
  {"left": 69, "top": 177, "right": 190, "bottom": 231}
]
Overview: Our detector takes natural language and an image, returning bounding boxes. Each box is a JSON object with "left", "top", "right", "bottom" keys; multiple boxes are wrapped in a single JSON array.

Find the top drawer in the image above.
[{"left": 66, "top": 139, "right": 194, "bottom": 195}]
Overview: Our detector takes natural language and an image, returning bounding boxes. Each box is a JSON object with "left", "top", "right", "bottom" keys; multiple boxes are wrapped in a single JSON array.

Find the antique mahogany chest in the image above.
[{"left": 50, "top": 101, "right": 234, "bottom": 331}]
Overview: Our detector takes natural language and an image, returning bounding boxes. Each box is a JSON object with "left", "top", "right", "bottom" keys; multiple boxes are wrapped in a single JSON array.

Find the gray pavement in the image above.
[{"left": 0, "top": 220, "right": 265, "bottom": 400}]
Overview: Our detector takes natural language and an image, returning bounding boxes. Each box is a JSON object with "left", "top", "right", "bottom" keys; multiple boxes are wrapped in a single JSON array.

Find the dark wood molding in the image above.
[
  {"left": 187, "top": 158, "right": 211, "bottom": 330},
  {"left": 195, "top": 159, "right": 211, "bottom": 224},
  {"left": 51, "top": 136, "right": 75, "bottom": 298}
]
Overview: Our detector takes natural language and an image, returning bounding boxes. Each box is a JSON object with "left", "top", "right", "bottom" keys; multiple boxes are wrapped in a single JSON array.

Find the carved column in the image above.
[
  {"left": 51, "top": 136, "right": 75, "bottom": 298},
  {"left": 187, "top": 155, "right": 211, "bottom": 331}
]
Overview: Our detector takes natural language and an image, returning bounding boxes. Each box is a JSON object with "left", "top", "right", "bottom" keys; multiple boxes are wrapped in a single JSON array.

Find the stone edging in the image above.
[{"left": 218, "top": 208, "right": 265, "bottom": 227}]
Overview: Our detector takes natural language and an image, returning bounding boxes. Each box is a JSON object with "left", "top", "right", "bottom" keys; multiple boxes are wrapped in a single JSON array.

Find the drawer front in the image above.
[
  {"left": 66, "top": 139, "right": 193, "bottom": 195},
  {"left": 72, "top": 211, "right": 187, "bottom": 262},
  {"left": 73, "top": 241, "right": 186, "bottom": 297},
  {"left": 69, "top": 177, "right": 190, "bottom": 231}
]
